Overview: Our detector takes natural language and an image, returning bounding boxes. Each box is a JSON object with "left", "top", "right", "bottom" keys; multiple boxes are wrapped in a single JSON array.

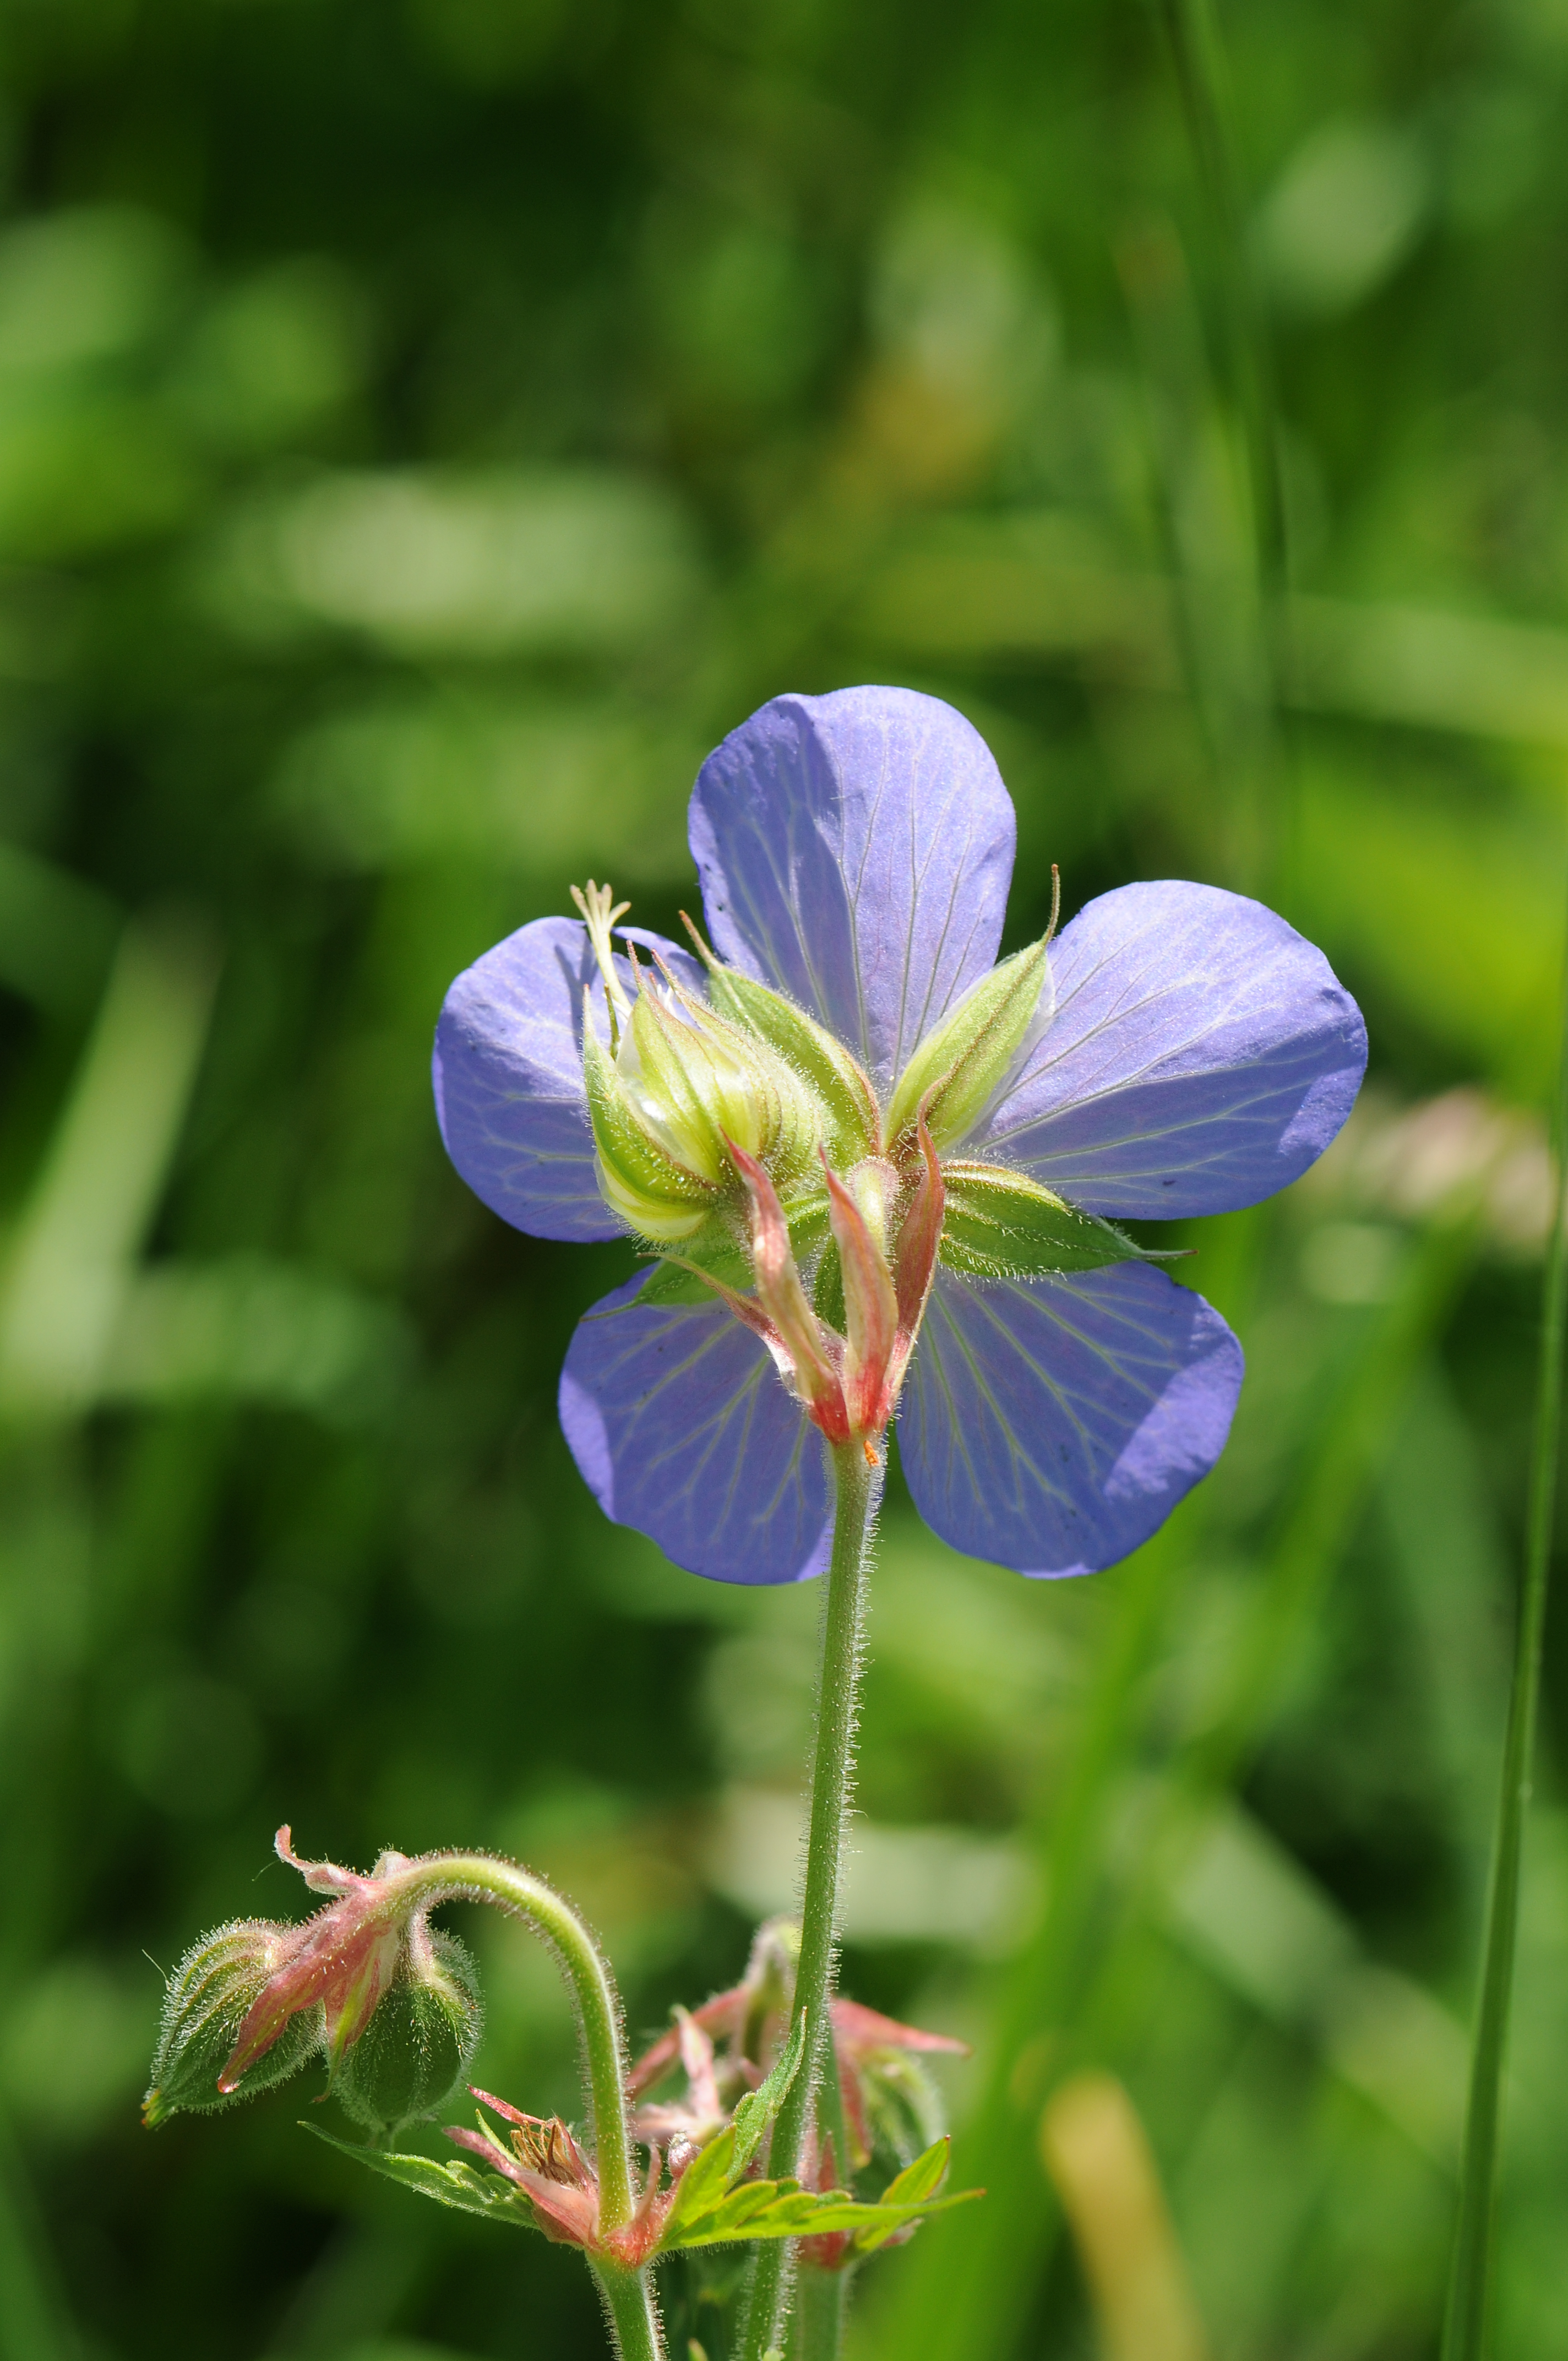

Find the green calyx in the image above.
[
  {"left": 331, "top": 1924, "right": 482, "bottom": 2141},
  {"left": 582, "top": 1021, "right": 716, "bottom": 1243},
  {"left": 143, "top": 1921, "right": 320, "bottom": 2127},
  {"left": 576, "top": 891, "right": 855, "bottom": 1248},
  {"left": 938, "top": 1162, "right": 1150, "bottom": 1278},
  {"left": 637, "top": 1199, "right": 831, "bottom": 1306},
  {"left": 683, "top": 919, "right": 880, "bottom": 1169},
  {"left": 884, "top": 939, "right": 1053, "bottom": 1156}
]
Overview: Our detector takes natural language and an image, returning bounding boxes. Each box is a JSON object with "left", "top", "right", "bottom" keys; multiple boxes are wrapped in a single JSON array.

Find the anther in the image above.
[{"left": 1044, "top": 862, "right": 1061, "bottom": 950}]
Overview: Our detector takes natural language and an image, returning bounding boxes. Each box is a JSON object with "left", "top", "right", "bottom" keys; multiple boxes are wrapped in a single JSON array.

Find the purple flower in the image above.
[{"left": 433, "top": 687, "right": 1365, "bottom": 1586}]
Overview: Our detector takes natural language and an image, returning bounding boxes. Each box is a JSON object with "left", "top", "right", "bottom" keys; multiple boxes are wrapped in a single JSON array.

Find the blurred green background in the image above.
[{"left": 1, "top": 1, "right": 1566, "bottom": 2355}]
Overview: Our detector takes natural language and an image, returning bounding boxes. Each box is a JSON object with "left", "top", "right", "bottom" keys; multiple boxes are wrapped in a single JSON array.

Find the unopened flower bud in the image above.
[
  {"left": 884, "top": 934, "right": 1053, "bottom": 1156},
  {"left": 143, "top": 1921, "right": 321, "bottom": 2128},
  {"left": 573, "top": 882, "right": 827, "bottom": 1246},
  {"left": 331, "top": 1922, "right": 482, "bottom": 2139}
]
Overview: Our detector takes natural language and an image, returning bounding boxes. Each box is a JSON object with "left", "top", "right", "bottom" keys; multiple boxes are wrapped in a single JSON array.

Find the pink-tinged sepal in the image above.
[
  {"left": 447, "top": 2107, "right": 603, "bottom": 2247},
  {"left": 891, "top": 1106, "right": 945, "bottom": 1363},
  {"left": 447, "top": 2090, "right": 675, "bottom": 2264},
  {"left": 821, "top": 1155, "right": 900, "bottom": 1435},
  {"left": 727, "top": 1138, "right": 851, "bottom": 1442}
]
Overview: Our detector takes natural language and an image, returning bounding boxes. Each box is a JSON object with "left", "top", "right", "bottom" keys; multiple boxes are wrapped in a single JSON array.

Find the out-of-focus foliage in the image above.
[{"left": 0, "top": 2, "right": 1564, "bottom": 2356}]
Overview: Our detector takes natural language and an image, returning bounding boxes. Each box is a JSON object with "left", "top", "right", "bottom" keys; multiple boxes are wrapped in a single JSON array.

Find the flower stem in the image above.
[
  {"left": 592, "top": 2261, "right": 665, "bottom": 2361},
  {"left": 391, "top": 1853, "right": 662, "bottom": 2359},
  {"left": 417, "top": 1853, "right": 638, "bottom": 2232},
  {"left": 796, "top": 2266, "right": 846, "bottom": 2360},
  {"left": 1441, "top": 910, "right": 1568, "bottom": 2360},
  {"left": 738, "top": 1438, "right": 879, "bottom": 2361}
]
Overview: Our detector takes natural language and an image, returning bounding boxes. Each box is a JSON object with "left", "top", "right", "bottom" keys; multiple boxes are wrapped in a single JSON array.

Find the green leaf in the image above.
[
  {"left": 300, "top": 2121, "right": 533, "bottom": 2230},
  {"left": 939, "top": 1162, "right": 1155, "bottom": 1277},
  {"left": 658, "top": 2173, "right": 982, "bottom": 2254},
  {"left": 661, "top": 2011, "right": 809, "bottom": 2243},
  {"left": 853, "top": 2135, "right": 952, "bottom": 2254}
]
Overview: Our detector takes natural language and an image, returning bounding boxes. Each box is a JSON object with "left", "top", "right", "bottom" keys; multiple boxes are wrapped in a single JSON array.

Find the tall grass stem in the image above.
[{"left": 1441, "top": 912, "right": 1568, "bottom": 2359}]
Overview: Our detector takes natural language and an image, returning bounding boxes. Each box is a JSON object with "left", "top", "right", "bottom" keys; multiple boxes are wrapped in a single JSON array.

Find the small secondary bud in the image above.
[
  {"left": 143, "top": 1921, "right": 320, "bottom": 2128},
  {"left": 331, "top": 1922, "right": 482, "bottom": 2140}
]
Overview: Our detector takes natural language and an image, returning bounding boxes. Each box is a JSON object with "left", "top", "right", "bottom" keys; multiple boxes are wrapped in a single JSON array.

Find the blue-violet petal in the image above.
[
  {"left": 559, "top": 1274, "right": 834, "bottom": 1585},
  {"left": 900, "top": 1263, "right": 1244, "bottom": 1578},
  {"left": 973, "top": 880, "right": 1366, "bottom": 1217},
  {"left": 689, "top": 686, "right": 1016, "bottom": 1094}
]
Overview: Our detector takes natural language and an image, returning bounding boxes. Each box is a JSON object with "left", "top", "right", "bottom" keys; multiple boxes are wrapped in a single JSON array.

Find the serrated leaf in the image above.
[
  {"left": 851, "top": 2135, "right": 952, "bottom": 2254},
  {"left": 939, "top": 1162, "right": 1152, "bottom": 1277},
  {"left": 658, "top": 2175, "right": 982, "bottom": 2254},
  {"left": 301, "top": 2121, "right": 532, "bottom": 2230},
  {"left": 661, "top": 2010, "right": 809, "bottom": 2242}
]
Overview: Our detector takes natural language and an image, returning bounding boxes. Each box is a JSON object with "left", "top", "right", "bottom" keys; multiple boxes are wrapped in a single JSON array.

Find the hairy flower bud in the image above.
[
  {"left": 331, "top": 1921, "right": 482, "bottom": 2139},
  {"left": 573, "top": 880, "right": 830, "bottom": 1247},
  {"left": 143, "top": 1921, "right": 321, "bottom": 2127},
  {"left": 884, "top": 934, "right": 1053, "bottom": 1156}
]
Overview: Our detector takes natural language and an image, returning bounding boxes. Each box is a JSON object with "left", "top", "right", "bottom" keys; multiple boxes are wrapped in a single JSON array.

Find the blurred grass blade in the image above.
[
  {"left": 1152, "top": 0, "right": 1286, "bottom": 613},
  {"left": 0, "top": 841, "right": 118, "bottom": 1021},
  {"left": 0, "top": 2114, "right": 78, "bottom": 2361},
  {"left": 0, "top": 912, "right": 218, "bottom": 1412},
  {"left": 1441, "top": 909, "right": 1568, "bottom": 2361},
  {"left": 1041, "top": 2074, "right": 1209, "bottom": 2361},
  {"left": 1150, "top": 0, "right": 1291, "bottom": 895}
]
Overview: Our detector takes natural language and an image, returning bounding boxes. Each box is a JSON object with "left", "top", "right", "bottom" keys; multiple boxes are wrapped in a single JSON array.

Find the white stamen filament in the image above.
[{"left": 570, "top": 879, "right": 634, "bottom": 1044}]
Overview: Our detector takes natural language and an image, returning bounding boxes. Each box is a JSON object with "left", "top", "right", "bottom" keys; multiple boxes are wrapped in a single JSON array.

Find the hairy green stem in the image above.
[
  {"left": 406, "top": 1853, "right": 636, "bottom": 2231},
  {"left": 1442, "top": 914, "right": 1568, "bottom": 2359},
  {"left": 739, "top": 1439, "right": 879, "bottom": 2361},
  {"left": 794, "top": 2263, "right": 846, "bottom": 2359},
  {"left": 592, "top": 2261, "right": 665, "bottom": 2361},
  {"left": 386, "top": 1853, "right": 662, "bottom": 2358}
]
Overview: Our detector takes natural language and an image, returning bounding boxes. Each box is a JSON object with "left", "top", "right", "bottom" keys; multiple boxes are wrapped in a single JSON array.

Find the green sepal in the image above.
[
  {"left": 301, "top": 2121, "right": 535, "bottom": 2228},
  {"left": 939, "top": 1163, "right": 1152, "bottom": 1277},
  {"left": 696, "top": 962, "right": 879, "bottom": 1166},
  {"left": 329, "top": 1928, "right": 482, "bottom": 2141},
  {"left": 143, "top": 1921, "right": 322, "bottom": 2127},
  {"left": 813, "top": 1239, "right": 845, "bottom": 1332},
  {"left": 582, "top": 1020, "right": 714, "bottom": 1236},
  {"left": 884, "top": 940, "right": 1049, "bottom": 1154},
  {"left": 635, "top": 1200, "right": 831, "bottom": 1309}
]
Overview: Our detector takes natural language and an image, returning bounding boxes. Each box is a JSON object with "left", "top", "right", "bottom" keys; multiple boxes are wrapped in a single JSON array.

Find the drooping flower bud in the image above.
[
  {"left": 146, "top": 1827, "right": 491, "bottom": 2135},
  {"left": 331, "top": 1919, "right": 482, "bottom": 2139},
  {"left": 143, "top": 1920, "right": 322, "bottom": 2127}
]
